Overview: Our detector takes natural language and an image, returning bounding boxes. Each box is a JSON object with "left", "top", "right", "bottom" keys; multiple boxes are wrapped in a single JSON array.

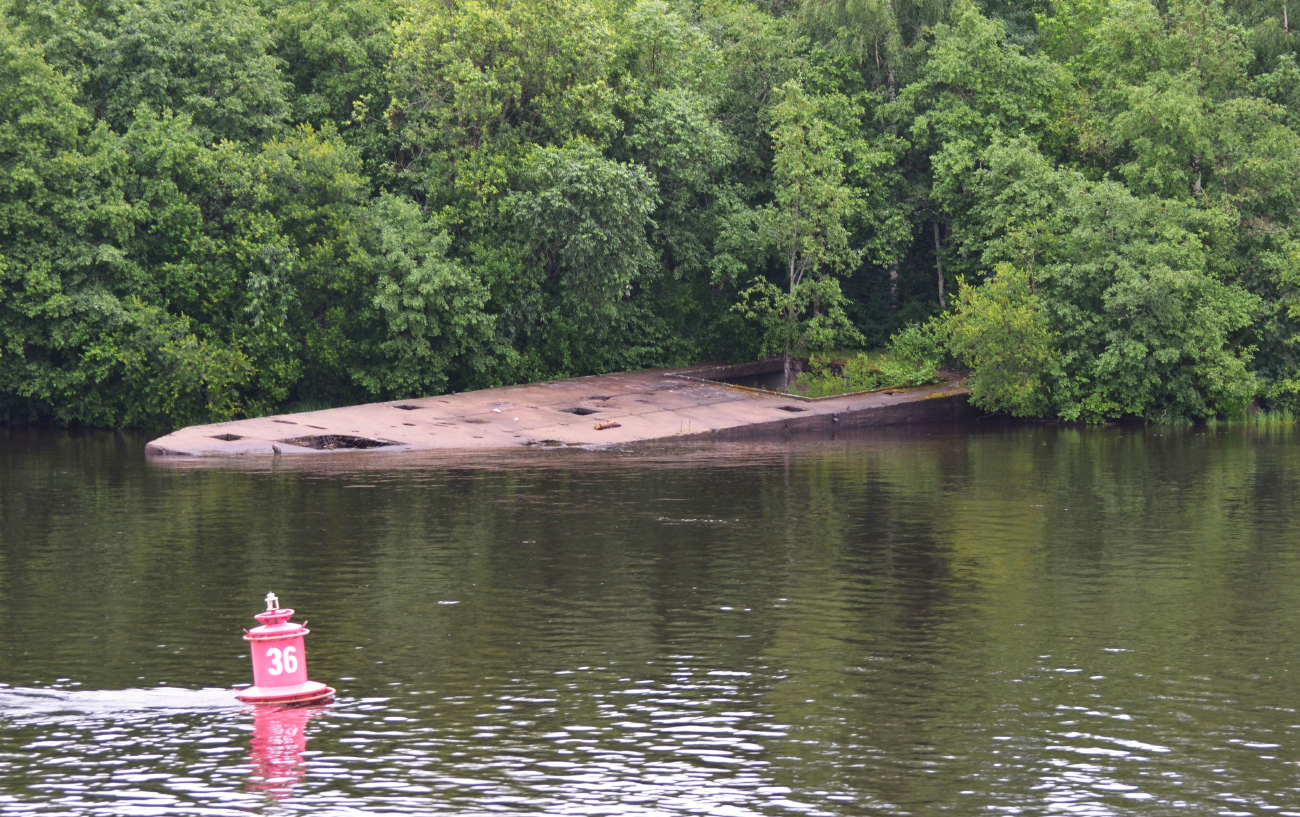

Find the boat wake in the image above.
[{"left": 0, "top": 684, "right": 240, "bottom": 720}]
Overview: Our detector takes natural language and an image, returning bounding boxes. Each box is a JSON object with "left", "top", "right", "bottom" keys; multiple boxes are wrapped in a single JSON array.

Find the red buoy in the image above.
[{"left": 236, "top": 593, "right": 335, "bottom": 705}]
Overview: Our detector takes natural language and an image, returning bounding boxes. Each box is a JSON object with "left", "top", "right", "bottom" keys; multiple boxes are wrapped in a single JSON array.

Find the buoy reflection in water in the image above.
[{"left": 247, "top": 703, "right": 322, "bottom": 797}]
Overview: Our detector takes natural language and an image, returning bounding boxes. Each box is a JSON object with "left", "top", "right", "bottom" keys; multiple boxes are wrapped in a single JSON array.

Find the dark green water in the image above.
[{"left": 2, "top": 425, "right": 1300, "bottom": 815}]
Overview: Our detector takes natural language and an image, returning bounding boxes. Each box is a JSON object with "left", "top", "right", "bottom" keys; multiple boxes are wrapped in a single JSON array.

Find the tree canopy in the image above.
[{"left": 1, "top": 0, "right": 1298, "bottom": 426}]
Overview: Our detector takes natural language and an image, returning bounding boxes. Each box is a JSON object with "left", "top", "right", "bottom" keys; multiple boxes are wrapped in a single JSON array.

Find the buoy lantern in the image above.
[{"left": 236, "top": 592, "right": 335, "bottom": 705}]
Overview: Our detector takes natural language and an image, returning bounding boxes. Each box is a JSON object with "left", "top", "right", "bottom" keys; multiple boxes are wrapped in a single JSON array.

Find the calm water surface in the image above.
[{"left": 2, "top": 425, "right": 1300, "bottom": 815}]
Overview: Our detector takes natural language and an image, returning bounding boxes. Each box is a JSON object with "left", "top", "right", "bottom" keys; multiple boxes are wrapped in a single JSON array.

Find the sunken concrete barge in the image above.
[{"left": 144, "top": 360, "right": 974, "bottom": 457}]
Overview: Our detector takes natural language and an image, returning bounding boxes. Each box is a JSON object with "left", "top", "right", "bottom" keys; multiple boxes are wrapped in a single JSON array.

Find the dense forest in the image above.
[{"left": 0, "top": 0, "right": 1297, "bottom": 427}]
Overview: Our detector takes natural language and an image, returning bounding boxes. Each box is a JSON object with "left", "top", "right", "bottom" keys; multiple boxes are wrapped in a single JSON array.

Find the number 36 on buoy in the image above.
[{"left": 236, "top": 592, "right": 335, "bottom": 705}]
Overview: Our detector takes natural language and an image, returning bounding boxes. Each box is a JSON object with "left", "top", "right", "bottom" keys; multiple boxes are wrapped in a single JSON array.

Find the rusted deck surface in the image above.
[{"left": 144, "top": 365, "right": 972, "bottom": 457}]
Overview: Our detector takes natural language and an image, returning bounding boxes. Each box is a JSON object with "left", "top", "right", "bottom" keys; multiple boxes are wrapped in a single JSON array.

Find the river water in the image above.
[{"left": 2, "top": 425, "right": 1299, "bottom": 815}]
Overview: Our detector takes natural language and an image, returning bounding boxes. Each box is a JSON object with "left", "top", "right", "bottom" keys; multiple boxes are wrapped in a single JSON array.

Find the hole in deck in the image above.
[
  {"left": 776, "top": 405, "right": 807, "bottom": 412},
  {"left": 586, "top": 396, "right": 613, "bottom": 401},
  {"left": 210, "top": 433, "right": 244, "bottom": 441},
  {"left": 562, "top": 407, "right": 600, "bottom": 416},
  {"left": 279, "top": 435, "right": 396, "bottom": 450},
  {"left": 391, "top": 404, "right": 422, "bottom": 410}
]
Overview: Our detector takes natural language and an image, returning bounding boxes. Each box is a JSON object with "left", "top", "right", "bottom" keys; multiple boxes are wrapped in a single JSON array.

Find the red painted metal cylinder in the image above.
[{"left": 236, "top": 593, "right": 334, "bottom": 705}]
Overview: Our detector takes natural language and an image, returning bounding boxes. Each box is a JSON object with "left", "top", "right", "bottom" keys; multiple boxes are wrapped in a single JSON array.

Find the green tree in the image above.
[
  {"left": 386, "top": 0, "right": 621, "bottom": 211},
  {"left": 951, "top": 153, "right": 1262, "bottom": 420},
  {"left": 360, "top": 193, "right": 496, "bottom": 396},
  {"left": 737, "top": 80, "right": 863, "bottom": 386},
  {"left": 0, "top": 21, "right": 131, "bottom": 423},
  {"left": 504, "top": 142, "right": 660, "bottom": 373},
  {"left": 945, "top": 263, "right": 1058, "bottom": 416},
  {"left": 889, "top": 0, "right": 1070, "bottom": 297},
  {"left": 90, "top": 0, "right": 290, "bottom": 143}
]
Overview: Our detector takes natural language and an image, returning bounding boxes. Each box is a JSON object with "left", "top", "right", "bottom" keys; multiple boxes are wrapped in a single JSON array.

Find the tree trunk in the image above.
[
  {"left": 933, "top": 220, "right": 947, "bottom": 310},
  {"left": 889, "top": 261, "right": 899, "bottom": 306},
  {"left": 786, "top": 238, "right": 798, "bottom": 389}
]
